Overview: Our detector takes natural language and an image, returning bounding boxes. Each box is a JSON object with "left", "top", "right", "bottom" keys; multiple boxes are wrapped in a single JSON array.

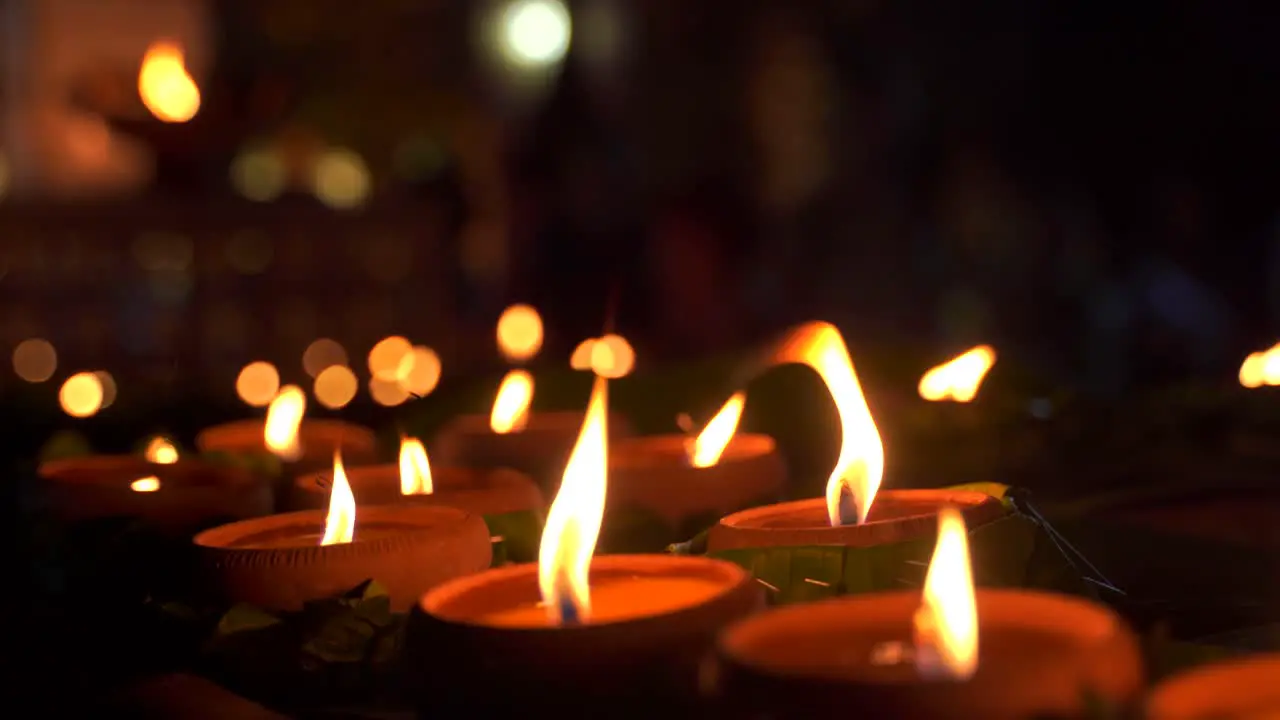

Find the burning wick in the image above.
[
  {"left": 130, "top": 476, "right": 161, "bottom": 493},
  {"left": 911, "top": 505, "right": 979, "bottom": 680}
]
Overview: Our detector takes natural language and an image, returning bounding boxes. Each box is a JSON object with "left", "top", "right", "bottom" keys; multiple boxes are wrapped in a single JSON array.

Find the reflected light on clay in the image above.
[
  {"left": 314, "top": 365, "right": 358, "bottom": 409},
  {"left": 236, "top": 361, "right": 280, "bottom": 407},
  {"left": 303, "top": 338, "right": 349, "bottom": 378},
  {"left": 13, "top": 338, "right": 57, "bottom": 383},
  {"left": 59, "top": 372, "right": 104, "bottom": 418}
]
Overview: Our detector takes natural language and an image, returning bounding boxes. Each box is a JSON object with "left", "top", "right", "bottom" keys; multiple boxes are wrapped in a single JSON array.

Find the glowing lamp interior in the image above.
[
  {"left": 264, "top": 385, "right": 307, "bottom": 459},
  {"left": 399, "top": 436, "right": 433, "bottom": 495},
  {"left": 918, "top": 345, "right": 997, "bottom": 402},
  {"left": 130, "top": 476, "right": 161, "bottom": 493},
  {"left": 490, "top": 370, "right": 533, "bottom": 434},
  {"left": 321, "top": 452, "right": 356, "bottom": 546},
  {"left": 912, "top": 505, "right": 979, "bottom": 680},
  {"left": 689, "top": 392, "right": 745, "bottom": 468},
  {"left": 144, "top": 436, "right": 178, "bottom": 464},
  {"left": 138, "top": 41, "right": 200, "bottom": 123},
  {"left": 1239, "top": 344, "right": 1280, "bottom": 388},
  {"left": 538, "top": 375, "right": 609, "bottom": 624}
]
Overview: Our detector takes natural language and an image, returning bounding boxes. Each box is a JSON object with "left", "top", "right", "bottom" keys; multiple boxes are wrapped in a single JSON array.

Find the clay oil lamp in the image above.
[
  {"left": 198, "top": 384, "right": 377, "bottom": 477},
  {"left": 411, "top": 377, "right": 762, "bottom": 716},
  {"left": 194, "top": 451, "right": 492, "bottom": 611},
  {"left": 710, "top": 507, "right": 1144, "bottom": 719},
  {"left": 432, "top": 305, "right": 633, "bottom": 493},
  {"left": 702, "top": 322, "right": 1007, "bottom": 556},
  {"left": 1147, "top": 653, "right": 1280, "bottom": 719},
  {"left": 39, "top": 436, "right": 271, "bottom": 533},
  {"left": 292, "top": 436, "right": 545, "bottom": 560}
]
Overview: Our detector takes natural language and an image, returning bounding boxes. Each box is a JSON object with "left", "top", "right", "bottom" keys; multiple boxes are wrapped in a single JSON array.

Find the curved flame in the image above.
[
  {"left": 688, "top": 392, "right": 745, "bottom": 468},
  {"left": 538, "top": 376, "right": 609, "bottom": 623},
  {"left": 321, "top": 452, "right": 356, "bottom": 545},
  {"left": 264, "top": 385, "right": 306, "bottom": 459},
  {"left": 913, "top": 506, "right": 979, "bottom": 680},
  {"left": 918, "top": 345, "right": 997, "bottom": 402},
  {"left": 399, "top": 436, "right": 433, "bottom": 495},
  {"left": 144, "top": 436, "right": 178, "bottom": 464},
  {"left": 138, "top": 41, "right": 200, "bottom": 123},
  {"left": 490, "top": 370, "right": 533, "bottom": 433}
]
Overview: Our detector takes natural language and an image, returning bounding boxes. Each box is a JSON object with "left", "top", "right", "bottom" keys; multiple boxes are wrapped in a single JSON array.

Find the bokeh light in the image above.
[
  {"left": 500, "top": 0, "right": 572, "bottom": 68},
  {"left": 59, "top": 372, "right": 104, "bottom": 418},
  {"left": 314, "top": 365, "right": 358, "bottom": 409},
  {"left": 397, "top": 345, "right": 442, "bottom": 396},
  {"left": 93, "top": 371, "right": 118, "bottom": 409},
  {"left": 311, "top": 148, "right": 371, "bottom": 210},
  {"left": 569, "top": 338, "right": 595, "bottom": 370},
  {"left": 496, "top": 304, "right": 543, "bottom": 362},
  {"left": 302, "top": 338, "right": 348, "bottom": 378},
  {"left": 230, "top": 147, "right": 287, "bottom": 202},
  {"left": 591, "top": 333, "right": 635, "bottom": 378},
  {"left": 138, "top": 41, "right": 200, "bottom": 123},
  {"left": 13, "top": 338, "right": 57, "bottom": 382},
  {"left": 130, "top": 476, "right": 161, "bottom": 492},
  {"left": 368, "top": 336, "right": 413, "bottom": 382},
  {"left": 369, "top": 377, "right": 410, "bottom": 407},
  {"left": 236, "top": 361, "right": 280, "bottom": 407}
]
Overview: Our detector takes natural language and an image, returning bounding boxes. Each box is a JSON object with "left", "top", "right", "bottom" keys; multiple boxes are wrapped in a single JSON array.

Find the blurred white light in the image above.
[{"left": 501, "top": 0, "right": 571, "bottom": 69}]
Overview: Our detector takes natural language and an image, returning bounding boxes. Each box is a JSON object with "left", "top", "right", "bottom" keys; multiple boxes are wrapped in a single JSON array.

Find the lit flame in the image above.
[
  {"left": 538, "top": 375, "right": 609, "bottom": 624},
  {"left": 321, "top": 452, "right": 356, "bottom": 546},
  {"left": 264, "top": 385, "right": 306, "bottom": 459},
  {"left": 490, "top": 370, "right": 533, "bottom": 434},
  {"left": 912, "top": 506, "right": 979, "bottom": 680},
  {"left": 688, "top": 392, "right": 745, "bottom": 468},
  {"left": 138, "top": 41, "right": 200, "bottom": 123},
  {"left": 399, "top": 436, "right": 433, "bottom": 495},
  {"left": 918, "top": 345, "right": 997, "bottom": 402},
  {"left": 569, "top": 336, "right": 636, "bottom": 378},
  {"left": 144, "top": 436, "right": 178, "bottom": 464},
  {"left": 130, "top": 476, "right": 161, "bottom": 493},
  {"left": 1239, "top": 343, "right": 1280, "bottom": 388}
]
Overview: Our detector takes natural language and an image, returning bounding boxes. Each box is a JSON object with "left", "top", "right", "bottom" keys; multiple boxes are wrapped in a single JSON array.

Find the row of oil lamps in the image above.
[{"left": 36, "top": 320, "right": 1272, "bottom": 718}]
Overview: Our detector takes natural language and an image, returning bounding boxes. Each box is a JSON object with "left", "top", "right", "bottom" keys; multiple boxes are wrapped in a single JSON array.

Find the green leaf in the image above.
[
  {"left": 483, "top": 510, "right": 544, "bottom": 564},
  {"left": 215, "top": 603, "right": 282, "bottom": 636}
]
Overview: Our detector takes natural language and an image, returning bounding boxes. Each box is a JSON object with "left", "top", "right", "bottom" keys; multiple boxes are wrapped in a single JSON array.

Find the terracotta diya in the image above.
[
  {"left": 39, "top": 453, "right": 271, "bottom": 533},
  {"left": 194, "top": 453, "right": 491, "bottom": 611},
  {"left": 411, "top": 377, "right": 763, "bottom": 716},
  {"left": 710, "top": 508, "right": 1144, "bottom": 719},
  {"left": 1147, "top": 653, "right": 1280, "bottom": 719}
]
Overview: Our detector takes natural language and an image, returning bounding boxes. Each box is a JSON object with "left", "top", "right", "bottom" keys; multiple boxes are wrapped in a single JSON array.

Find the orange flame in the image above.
[
  {"left": 1239, "top": 344, "right": 1280, "bottom": 388},
  {"left": 918, "top": 345, "right": 997, "bottom": 402},
  {"left": 138, "top": 41, "right": 200, "bottom": 123},
  {"left": 144, "top": 436, "right": 178, "bottom": 464},
  {"left": 913, "top": 506, "right": 979, "bottom": 679},
  {"left": 399, "top": 436, "right": 433, "bottom": 495},
  {"left": 321, "top": 452, "right": 356, "bottom": 545},
  {"left": 130, "top": 476, "right": 161, "bottom": 493},
  {"left": 538, "top": 375, "right": 609, "bottom": 623},
  {"left": 264, "top": 385, "right": 306, "bottom": 460},
  {"left": 490, "top": 370, "right": 533, "bottom": 434},
  {"left": 688, "top": 392, "right": 745, "bottom": 468}
]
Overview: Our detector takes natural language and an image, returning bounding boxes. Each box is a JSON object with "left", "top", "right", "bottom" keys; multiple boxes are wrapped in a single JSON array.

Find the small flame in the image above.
[
  {"left": 1239, "top": 344, "right": 1280, "bottom": 388},
  {"left": 144, "top": 436, "right": 179, "bottom": 464},
  {"left": 538, "top": 376, "right": 609, "bottom": 624},
  {"left": 918, "top": 346, "right": 997, "bottom": 402},
  {"left": 321, "top": 452, "right": 356, "bottom": 546},
  {"left": 688, "top": 392, "right": 745, "bottom": 468},
  {"left": 490, "top": 370, "right": 533, "bottom": 434},
  {"left": 138, "top": 41, "right": 200, "bottom": 123},
  {"left": 264, "top": 385, "right": 307, "bottom": 459},
  {"left": 130, "top": 476, "right": 161, "bottom": 493},
  {"left": 913, "top": 506, "right": 979, "bottom": 680},
  {"left": 399, "top": 436, "right": 433, "bottom": 495}
]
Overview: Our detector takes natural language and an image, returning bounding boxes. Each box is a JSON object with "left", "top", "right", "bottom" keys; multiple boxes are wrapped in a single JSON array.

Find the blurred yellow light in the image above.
[
  {"left": 93, "top": 371, "right": 118, "bottom": 409},
  {"left": 368, "top": 336, "right": 413, "bottom": 382},
  {"left": 570, "top": 338, "right": 595, "bottom": 370},
  {"left": 500, "top": 0, "right": 572, "bottom": 69},
  {"left": 591, "top": 333, "right": 634, "bottom": 378},
  {"left": 397, "top": 345, "right": 442, "bottom": 396},
  {"left": 369, "top": 377, "right": 411, "bottom": 407},
  {"left": 236, "top": 361, "right": 280, "bottom": 407},
  {"left": 311, "top": 148, "right": 371, "bottom": 210},
  {"left": 230, "top": 148, "right": 287, "bottom": 202},
  {"left": 314, "top": 365, "right": 358, "bottom": 409},
  {"left": 59, "top": 372, "right": 104, "bottom": 418},
  {"left": 13, "top": 338, "right": 57, "bottom": 383},
  {"left": 496, "top": 304, "right": 544, "bottom": 362},
  {"left": 302, "top": 338, "right": 349, "bottom": 378}
]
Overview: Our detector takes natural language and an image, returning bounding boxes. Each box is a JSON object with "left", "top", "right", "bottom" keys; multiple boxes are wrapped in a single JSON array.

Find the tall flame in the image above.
[
  {"left": 918, "top": 345, "right": 997, "bottom": 402},
  {"left": 689, "top": 392, "right": 745, "bottom": 468},
  {"left": 138, "top": 41, "right": 201, "bottom": 123},
  {"left": 490, "top": 370, "right": 533, "bottom": 434},
  {"left": 538, "top": 375, "right": 609, "bottom": 624},
  {"left": 399, "top": 436, "right": 433, "bottom": 495},
  {"left": 321, "top": 452, "right": 356, "bottom": 545},
  {"left": 264, "top": 385, "right": 306, "bottom": 459},
  {"left": 913, "top": 506, "right": 979, "bottom": 680},
  {"left": 144, "top": 436, "right": 179, "bottom": 464}
]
